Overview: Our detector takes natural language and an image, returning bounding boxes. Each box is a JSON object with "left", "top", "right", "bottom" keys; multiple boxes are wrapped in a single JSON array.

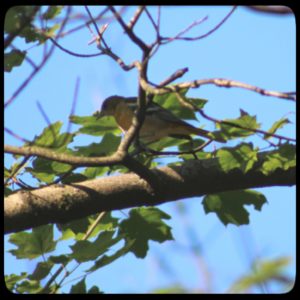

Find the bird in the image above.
[{"left": 94, "top": 95, "right": 225, "bottom": 144}]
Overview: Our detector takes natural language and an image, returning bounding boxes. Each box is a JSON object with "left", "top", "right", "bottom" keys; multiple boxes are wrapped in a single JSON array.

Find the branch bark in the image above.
[{"left": 5, "top": 153, "right": 295, "bottom": 234}]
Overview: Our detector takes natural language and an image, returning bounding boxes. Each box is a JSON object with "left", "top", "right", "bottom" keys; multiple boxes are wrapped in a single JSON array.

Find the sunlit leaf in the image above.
[
  {"left": 218, "top": 110, "right": 260, "bottom": 138},
  {"left": 264, "top": 118, "right": 291, "bottom": 140},
  {"left": 261, "top": 143, "right": 296, "bottom": 175},
  {"left": 217, "top": 143, "right": 258, "bottom": 173}
]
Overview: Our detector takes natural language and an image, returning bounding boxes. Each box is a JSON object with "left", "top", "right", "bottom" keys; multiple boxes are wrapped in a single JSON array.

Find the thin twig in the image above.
[
  {"left": 128, "top": 6, "right": 145, "bottom": 29},
  {"left": 162, "top": 15, "right": 209, "bottom": 44},
  {"left": 172, "top": 91, "right": 295, "bottom": 143},
  {"left": 4, "top": 156, "right": 31, "bottom": 186},
  {"left": 4, "top": 144, "right": 125, "bottom": 167},
  {"left": 56, "top": 7, "right": 127, "bottom": 38},
  {"left": 36, "top": 101, "right": 52, "bottom": 128},
  {"left": 5, "top": 7, "right": 72, "bottom": 109},
  {"left": 161, "top": 6, "right": 237, "bottom": 43},
  {"left": 42, "top": 211, "right": 107, "bottom": 294},
  {"left": 109, "top": 6, "right": 149, "bottom": 52},
  {"left": 67, "top": 77, "right": 80, "bottom": 134},
  {"left": 4, "top": 128, "right": 31, "bottom": 144},
  {"left": 49, "top": 37, "right": 104, "bottom": 58},
  {"left": 158, "top": 67, "right": 189, "bottom": 87}
]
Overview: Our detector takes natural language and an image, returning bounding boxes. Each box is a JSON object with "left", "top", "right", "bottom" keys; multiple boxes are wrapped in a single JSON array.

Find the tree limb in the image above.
[
  {"left": 140, "top": 77, "right": 296, "bottom": 101},
  {"left": 5, "top": 152, "right": 295, "bottom": 234}
]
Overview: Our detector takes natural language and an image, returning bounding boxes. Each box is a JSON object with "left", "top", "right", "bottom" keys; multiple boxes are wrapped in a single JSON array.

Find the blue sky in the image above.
[{"left": 4, "top": 6, "right": 295, "bottom": 293}]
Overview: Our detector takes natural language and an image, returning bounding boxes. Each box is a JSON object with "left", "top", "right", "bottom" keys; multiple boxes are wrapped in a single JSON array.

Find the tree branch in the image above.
[
  {"left": 246, "top": 6, "right": 294, "bottom": 15},
  {"left": 5, "top": 151, "right": 295, "bottom": 234},
  {"left": 109, "top": 6, "right": 149, "bottom": 52},
  {"left": 4, "top": 144, "right": 124, "bottom": 167},
  {"left": 140, "top": 77, "right": 296, "bottom": 101}
]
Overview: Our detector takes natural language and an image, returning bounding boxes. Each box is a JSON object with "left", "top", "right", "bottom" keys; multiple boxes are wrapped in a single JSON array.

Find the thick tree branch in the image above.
[{"left": 5, "top": 152, "right": 295, "bottom": 234}]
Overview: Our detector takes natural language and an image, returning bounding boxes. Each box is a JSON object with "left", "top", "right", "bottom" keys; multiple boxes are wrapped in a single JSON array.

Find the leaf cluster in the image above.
[
  {"left": 6, "top": 208, "right": 173, "bottom": 293},
  {"left": 4, "top": 6, "right": 63, "bottom": 72}
]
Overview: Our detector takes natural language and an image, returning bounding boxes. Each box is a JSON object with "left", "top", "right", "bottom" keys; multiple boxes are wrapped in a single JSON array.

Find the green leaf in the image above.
[
  {"left": 70, "top": 278, "right": 86, "bottom": 294},
  {"left": 26, "top": 157, "right": 55, "bottom": 183},
  {"left": 57, "top": 217, "right": 91, "bottom": 240},
  {"left": 88, "top": 286, "right": 104, "bottom": 294},
  {"left": 4, "top": 187, "right": 13, "bottom": 197},
  {"left": 5, "top": 6, "right": 54, "bottom": 45},
  {"left": 28, "top": 261, "right": 54, "bottom": 280},
  {"left": 70, "top": 231, "right": 122, "bottom": 263},
  {"left": 229, "top": 257, "right": 291, "bottom": 293},
  {"left": 26, "top": 167, "right": 55, "bottom": 183},
  {"left": 153, "top": 89, "right": 196, "bottom": 120},
  {"left": 51, "top": 161, "right": 73, "bottom": 173},
  {"left": 264, "top": 118, "right": 291, "bottom": 140},
  {"left": 151, "top": 285, "right": 188, "bottom": 294},
  {"left": 16, "top": 279, "right": 42, "bottom": 294},
  {"left": 202, "top": 190, "right": 267, "bottom": 226},
  {"left": 61, "top": 173, "right": 88, "bottom": 184},
  {"left": 5, "top": 6, "right": 39, "bottom": 34},
  {"left": 49, "top": 254, "right": 70, "bottom": 265},
  {"left": 5, "top": 272, "right": 28, "bottom": 292},
  {"left": 86, "top": 213, "right": 119, "bottom": 238},
  {"left": 58, "top": 213, "right": 119, "bottom": 241},
  {"left": 70, "top": 115, "right": 120, "bottom": 136},
  {"left": 187, "top": 97, "right": 208, "bottom": 109},
  {"left": 148, "top": 136, "right": 187, "bottom": 151},
  {"left": 83, "top": 166, "right": 110, "bottom": 179},
  {"left": 42, "top": 6, "right": 63, "bottom": 20},
  {"left": 218, "top": 110, "right": 260, "bottom": 138},
  {"left": 119, "top": 207, "right": 173, "bottom": 258},
  {"left": 261, "top": 143, "right": 296, "bottom": 175},
  {"left": 88, "top": 239, "right": 135, "bottom": 272},
  {"left": 9, "top": 225, "right": 56, "bottom": 259},
  {"left": 178, "top": 138, "right": 206, "bottom": 152},
  {"left": 4, "top": 49, "right": 26, "bottom": 72},
  {"left": 75, "top": 133, "right": 121, "bottom": 157},
  {"left": 217, "top": 143, "right": 258, "bottom": 173},
  {"left": 26, "top": 123, "right": 74, "bottom": 182},
  {"left": 32, "top": 121, "right": 73, "bottom": 149}
]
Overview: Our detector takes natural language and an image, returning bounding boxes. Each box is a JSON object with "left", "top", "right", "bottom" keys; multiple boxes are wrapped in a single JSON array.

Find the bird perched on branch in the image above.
[{"left": 94, "top": 95, "right": 225, "bottom": 144}]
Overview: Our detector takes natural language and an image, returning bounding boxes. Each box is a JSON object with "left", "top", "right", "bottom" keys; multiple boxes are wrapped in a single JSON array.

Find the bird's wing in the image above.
[
  {"left": 146, "top": 102, "right": 194, "bottom": 127},
  {"left": 124, "top": 98, "right": 195, "bottom": 128}
]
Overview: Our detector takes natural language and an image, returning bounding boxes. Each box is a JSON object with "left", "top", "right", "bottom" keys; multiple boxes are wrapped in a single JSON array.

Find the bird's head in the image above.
[{"left": 94, "top": 95, "right": 125, "bottom": 119}]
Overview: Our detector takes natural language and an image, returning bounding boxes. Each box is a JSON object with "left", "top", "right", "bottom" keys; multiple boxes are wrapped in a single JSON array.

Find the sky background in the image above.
[{"left": 4, "top": 6, "right": 295, "bottom": 293}]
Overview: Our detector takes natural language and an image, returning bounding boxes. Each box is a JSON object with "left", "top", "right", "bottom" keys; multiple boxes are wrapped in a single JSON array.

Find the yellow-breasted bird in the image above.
[{"left": 94, "top": 95, "right": 225, "bottom": 144}]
